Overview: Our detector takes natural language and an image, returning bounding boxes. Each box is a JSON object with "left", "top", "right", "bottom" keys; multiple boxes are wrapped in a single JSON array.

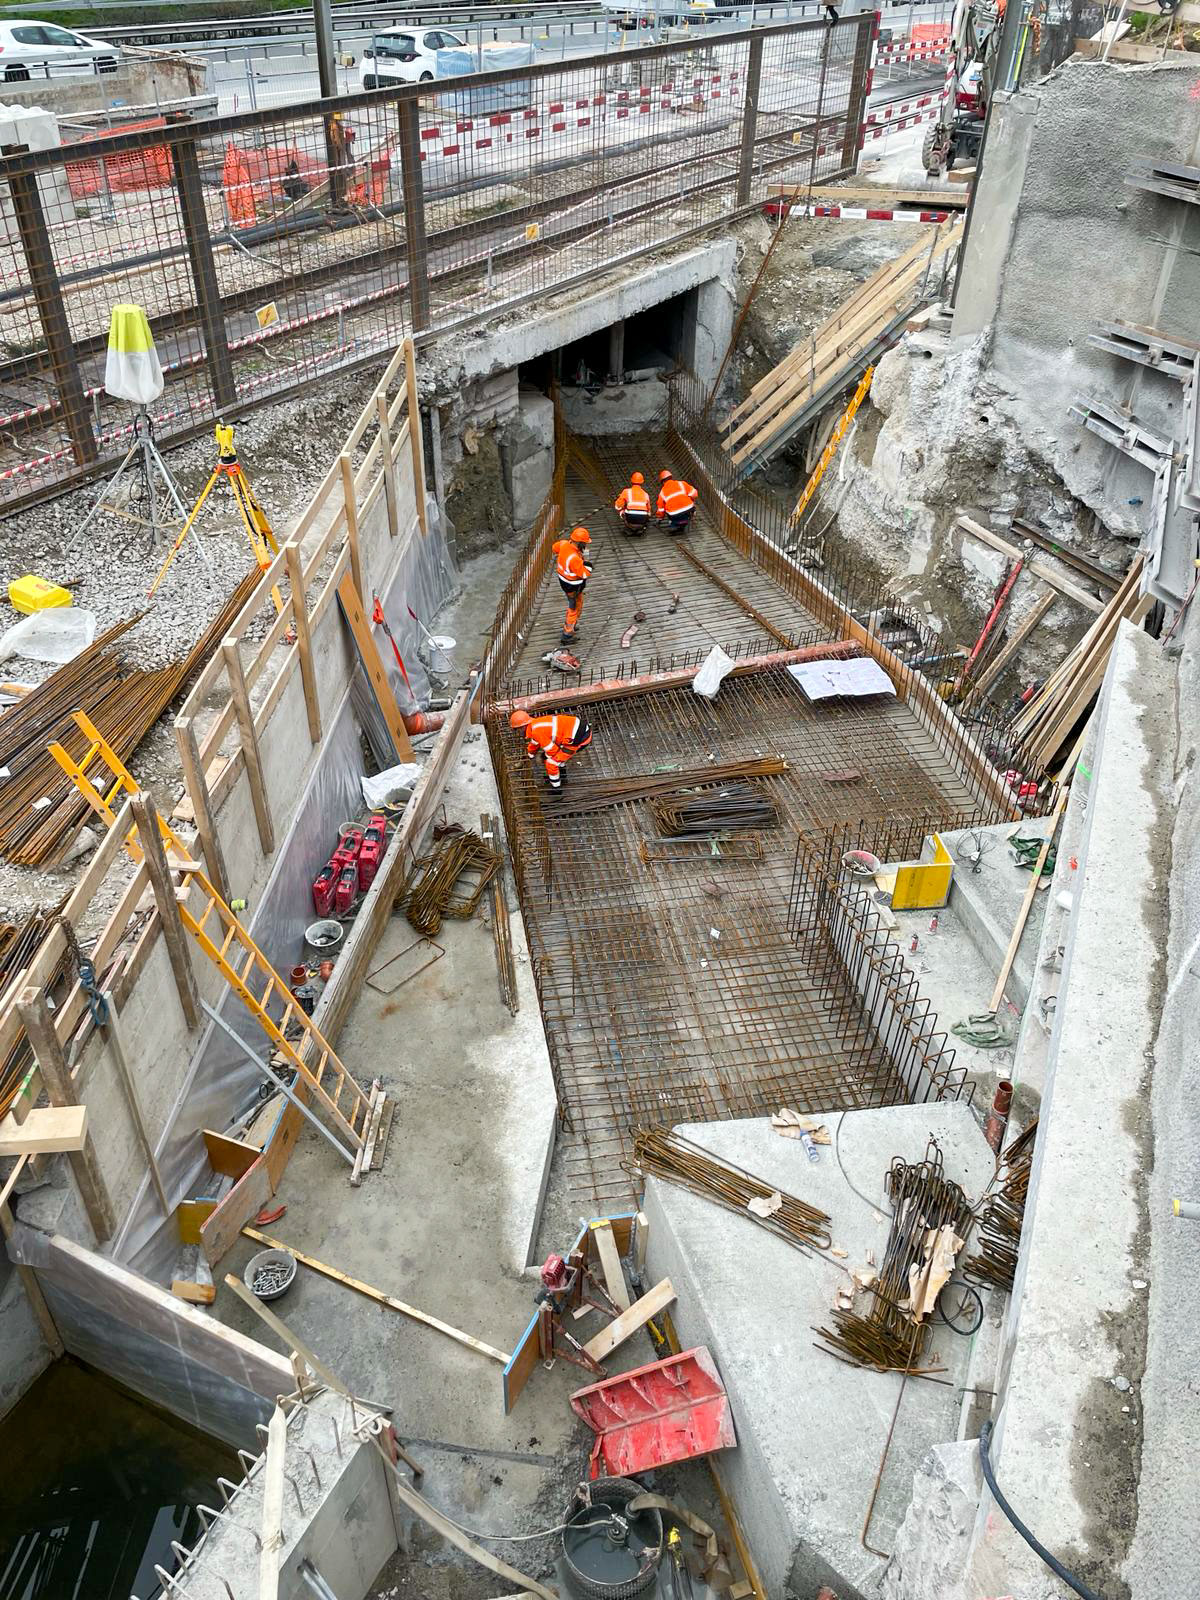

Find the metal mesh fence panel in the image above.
[{"left": 0, "top": 12, "right": 871, "bottom": 511}]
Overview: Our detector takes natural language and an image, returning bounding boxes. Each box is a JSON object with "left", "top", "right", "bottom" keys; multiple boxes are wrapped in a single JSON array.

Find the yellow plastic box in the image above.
[{"left": 8, "top": 574, "right": 71, "bottom": 614}]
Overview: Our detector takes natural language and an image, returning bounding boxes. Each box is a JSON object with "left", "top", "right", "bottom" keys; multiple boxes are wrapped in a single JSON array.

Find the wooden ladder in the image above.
[{"left": 50, "top": 713, "right": 380, "bottom": 1164}]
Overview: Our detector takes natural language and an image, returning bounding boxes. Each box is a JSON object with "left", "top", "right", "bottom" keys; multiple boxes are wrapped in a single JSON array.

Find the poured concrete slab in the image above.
[{"left": 643, "top": 1104, "right": 994, "bottom": 1600}]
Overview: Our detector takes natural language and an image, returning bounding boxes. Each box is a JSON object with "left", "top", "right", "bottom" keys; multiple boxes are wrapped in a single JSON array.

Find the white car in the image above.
[
  {"left": 0, "top": 19, "right": 119, "bottom": 81},
  {"left": 359, "top": 29, "right": 468, "bottom": 89}
]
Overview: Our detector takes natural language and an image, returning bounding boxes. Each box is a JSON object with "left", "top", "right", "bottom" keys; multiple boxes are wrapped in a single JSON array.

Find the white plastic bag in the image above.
[
  {"left": 361, "top": 761, "right": 422, "bottom": 809},
  {"left": 0, "top": 607, "right": 96, "bottom": 665},
  {"left": 691, "top": 644, "right": 735, "bottom": 699}
]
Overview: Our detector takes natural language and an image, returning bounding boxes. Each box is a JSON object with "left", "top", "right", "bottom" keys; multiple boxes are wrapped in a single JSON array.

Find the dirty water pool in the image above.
[{"left": 0, "top": 1358, "right": 236, "bottom": 1600}]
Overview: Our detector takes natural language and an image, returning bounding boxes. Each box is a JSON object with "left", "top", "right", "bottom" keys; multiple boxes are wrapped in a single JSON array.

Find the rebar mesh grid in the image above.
[
  {"left": 488, "top": 665, "right": 985, "bottom": 1208},
  {"left": 0, "top": 14, "right": 871, "bottom": 511}
]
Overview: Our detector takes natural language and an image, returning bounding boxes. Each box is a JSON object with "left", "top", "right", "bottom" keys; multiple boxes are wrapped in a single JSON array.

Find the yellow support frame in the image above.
[{"left": 890, "top": 833, "right": 954, "bottom": 911}]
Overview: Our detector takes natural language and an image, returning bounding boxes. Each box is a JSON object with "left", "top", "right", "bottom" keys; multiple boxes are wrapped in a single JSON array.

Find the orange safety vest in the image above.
[
  {"left": 614, "top": 485, "right": 651, "bottom": 515},
  {"left": 552, "top": 538, "right": 589, "bottom": 583},
  {"left": 525, "top": 713, "right": 587, "bottom": 760},
  {"left": 657, "top": 478, "right": 698, "bottom": 518}
]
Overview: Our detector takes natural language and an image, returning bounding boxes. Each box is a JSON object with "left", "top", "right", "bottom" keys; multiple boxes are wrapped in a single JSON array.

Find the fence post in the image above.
[
  {"left": 3, "top": 146, "right": 96, "bottom": 468},
  {"left": 376, "top": 390, "right": 398, "bottom": 537},
  {"left": 340, "top": 452, "right": 365, "bottom": 596},
  {"left": 395, "top": 95, "right": 431, "bottom": 332},
  {"left": 130, "top": 791, "right": 202, "bottom": 1031},
  {"left": 736, "top": 34, "right": 764, "bottom": 207},
  {"left": 222, "top": 639, "right": 276, "bottom": 853},
  {"left": 170, "top": 119, "right": 237, "bottom": 413},
  {"left": 284, "top": 541, "right": 322, "bottom": 743}
]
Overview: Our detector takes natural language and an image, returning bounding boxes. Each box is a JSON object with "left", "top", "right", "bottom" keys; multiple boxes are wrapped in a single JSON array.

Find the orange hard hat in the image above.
[
  {"left": 659, "top": 470, "right": 672, "bottom": 482},
  {"left": 570, "top": 526, "right": 591, "bottom": 544},
  {"left": 631, "top": 471, "right": 644, "bottom": 485},
  {"left": 509, "top": 709, "right": 531, "bottom": 729}
]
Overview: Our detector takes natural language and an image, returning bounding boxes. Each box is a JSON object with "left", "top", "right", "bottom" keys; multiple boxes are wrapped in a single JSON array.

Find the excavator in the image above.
[{"left": 921, "top": 0, "right": 1009, "bottom": 176}]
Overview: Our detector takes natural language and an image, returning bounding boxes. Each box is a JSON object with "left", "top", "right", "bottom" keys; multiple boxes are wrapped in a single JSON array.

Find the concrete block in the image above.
[
  {"left": 959, "top": 532, "right": 1010, "bottom": 590},
  {"left": 643, "top": 1105, "right": 995, "bottom": 1600},
  {"left": 509, "top": 448, "right": 553, "bottom": 530},
  {"left": 882, "top": 1439, "right": 980, "bottom": 1600}
]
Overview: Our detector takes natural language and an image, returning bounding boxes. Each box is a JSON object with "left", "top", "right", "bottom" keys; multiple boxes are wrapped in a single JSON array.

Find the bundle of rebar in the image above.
[
  {"left": 814, "top": 1144, "right": 974, "bottom": 1373},
  {"left": 648, "top": 781, "right": 779, "bottom": 837},
  {"left": 405, "top": 826, "right": 501, "bottom": 937},
  {"left": 554, "top": 757, "right": 788, "bottom": 818},
  {"left": 0, "top": 571, "right": 259, "bottom": 866},
  {"left": 628, "top": 1127, "right": 832, "bottom": 1254},
  {"left": 0, "top": 903, "right": 68, "bottom": 1120},
  {"left": 964, "top": 1118, "right": 1038, "bottom": 1292}
]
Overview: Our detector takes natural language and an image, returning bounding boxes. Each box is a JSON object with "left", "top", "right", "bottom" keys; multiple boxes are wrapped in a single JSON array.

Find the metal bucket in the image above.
[{"left": 427, "top": 634, "right": 456, "bottom": 676}]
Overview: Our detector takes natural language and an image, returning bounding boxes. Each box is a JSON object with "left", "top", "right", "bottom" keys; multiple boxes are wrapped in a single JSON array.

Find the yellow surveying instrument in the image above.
[{"left": 148, "top": 423, "right": 282, "bottom": 607}]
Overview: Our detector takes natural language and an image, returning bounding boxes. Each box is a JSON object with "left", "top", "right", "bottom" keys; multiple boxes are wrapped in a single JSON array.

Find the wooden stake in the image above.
[
  {"left": 376, "top": 391, "right": 398, "bottom": 538},
  {"left": 260, "top": 1404, "right": 287, "bottom": 1600},
  {"left": 175, "top": 717, "right": 230, "bottom": 900},
  {"left": 966, "top": 588, "right": 1058, "bottom": 704},
  {"left": 221, "top": 639, "right": 275, "bottom": 853},
  {"left": 16, "top": 986, "right": 115, "bottom": 1242},
  {"left": 591, "top": 1220, "right": 631, "bottom": 1311},
  {"left": 241, "top": 1226, "right": 510, "bottom": 1364},
  {"left": 0, "top": 1198, "right": 63, "bottom": 1357},
  {"left": 130, "top": 792, "right": 201, "bottom": 1029},
  {"left": 583, "top": 1277, "right": 675, "bottom": 1362},
  {"left": 284, "top": 542, "right": 322, "bottom": 744},
  {"left": 339, "top": 451, "right": 365, "bottom": 598},
  {"left": 988, "top": 781, "right": 1071, "bottom": 1013},
  {"left": 403, "top": 336, "right": 429, "bottom": 537}
]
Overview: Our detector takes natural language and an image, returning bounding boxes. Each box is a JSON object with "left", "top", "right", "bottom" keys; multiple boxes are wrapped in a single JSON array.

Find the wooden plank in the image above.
[
  {"left": 16, "top": 987, "right": 115, "bottom": 1242},
  {"left": 989, "top": 782, "right": 1071, "bottom": 1011},
  {"left": 340, "top": 452, "right": 365, "bottom": 599},
  {"left": 336, "top": 569, "right": 415, "bottom": 762},
  {"left": 404, "top": 335, "right": 429, "bottom": 537},
  {"left": 591, "top": 1220, "right": 631, "bottom": 1311},
  {"left": 583, "top": 1278, "right": 675, "bottom": 1363},
  {"left": 221, "top": 641, "right": 276, "bottom": 854},
  {"left": 502, "top": 1310, "right": 542, "bottom": 1413},
  {"left": 284, "top": 542, "right": 322, "bottom": 744},
  {"left": 264, "top": 1095, "right": 305, "bottom": 1191},
  {"left": 177, "top": 1199, "right": 218, "bottom": 1245},
  {"left": 260, "top": 1404, "right": 287, "bottom": 1600},
  {"left": 956, "top": 517, "right": 1104, "bottom": 614},
  {"left": 967, "top": 588, "right": 1058, "bottom": 702},
  {"left": 203, "top": 1128, "right": 262, "bottom": 1181},
  {"left": 130, "top": 792, "right": 201, "bottom": 1029},
  {"left": 172, "top": 1278, "right": 217, "bottom": 1306},
  {"left": 376, "top": 390, "right": 399, "bottom": 537},
  {"left": 242, "top": 1226, "right": 510, "bottom": 1364},
  {"left": 633, "top": 1212, "right": 649, "bottom": 1276},
  {"left": 0, "top": 1103, "right": 87, "bottom": 1155},
  {"left": 174, "top": 721, "right": 230, "bottom": 897},
  {"left": 200, "top": 1156, "right": 271, "bottom": 1266}
]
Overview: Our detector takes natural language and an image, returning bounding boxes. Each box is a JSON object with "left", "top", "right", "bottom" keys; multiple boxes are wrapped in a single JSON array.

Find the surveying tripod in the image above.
[{"left": 148, "top": 424, "right": 282, "bottom": 608}]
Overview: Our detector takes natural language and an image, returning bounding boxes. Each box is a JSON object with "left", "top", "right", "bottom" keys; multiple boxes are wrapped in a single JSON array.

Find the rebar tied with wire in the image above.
[
  {"left": 648, "top": 781, "right": 779, "bottom": 837},
  {"left": 627, "top": 1127, "right": 832, "bottom": 1254},
  {"left": 814, "top": 1143, "right": 974, "bottom": 1374},
  {"left": 404, "top": 827, "right": 501, "bottom": 937},
  {"left": 553, "top": 757, "right": 788, "bottom": 818}
]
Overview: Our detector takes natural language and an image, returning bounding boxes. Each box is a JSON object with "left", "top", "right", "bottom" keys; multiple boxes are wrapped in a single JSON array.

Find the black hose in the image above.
[{"left": 978, "top": 1421, "right": 1106, "bottom": 1600}]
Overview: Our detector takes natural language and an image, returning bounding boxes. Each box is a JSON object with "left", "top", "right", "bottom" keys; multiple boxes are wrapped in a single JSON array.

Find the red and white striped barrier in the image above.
[
  {"left": 417, "top": 72, "right": 741, "bottom": 165},
  {"left": 877, "top": 36, "right": 950, "bottom": 62},
  {"left": 860, "top": 103, "right": 939, "bottom": 145},
  {"left": 805, "top": 202, "right": 954, "bottom": 222},
  {"left": 865, "top": 92, "right": 937, "bottom": 125}
]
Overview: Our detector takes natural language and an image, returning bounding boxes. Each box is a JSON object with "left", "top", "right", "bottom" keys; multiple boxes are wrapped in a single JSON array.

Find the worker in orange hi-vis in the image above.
[
  {"left": 613, "top": 470, "right": 652, "bottom": 533},
  {"left": 509, "top": 709, "right": 593, "bottom": 794},
  {"left": 656, "top": 470, "right": 699, "bottom": 534},
  {"left": 551, "top": 526, "right": 593, "bottom": 644}
]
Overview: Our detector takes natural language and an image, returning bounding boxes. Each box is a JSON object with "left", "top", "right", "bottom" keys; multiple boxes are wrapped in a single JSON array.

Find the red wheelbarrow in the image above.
[{"left": 570, "top": 1346, "right": 736, "bottom": 1479}]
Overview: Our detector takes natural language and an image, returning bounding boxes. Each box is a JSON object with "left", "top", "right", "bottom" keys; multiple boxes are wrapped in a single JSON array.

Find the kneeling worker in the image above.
[
  {"left": 614, "top": 470, "right": 651, "bottom": 533},
  {"left": 509, "top": 709, "right": 592, "bottom": 794},
  {"left": 551, "top": 526, "right": 592, "bottom": 644},
  {"left": 657, "top": 470, "right": 698, "bottom": 533}
]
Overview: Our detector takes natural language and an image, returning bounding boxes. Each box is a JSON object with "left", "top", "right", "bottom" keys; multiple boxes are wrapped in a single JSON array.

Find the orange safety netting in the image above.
[
  {"left": 65, "top": 117, "right": 172, "bottom": 199},
  {"left": 911, "top": 21, "right": 951, "bottom": 41},
  {"left": 222, "top": 141, "right": 258, "bottom": 228}
]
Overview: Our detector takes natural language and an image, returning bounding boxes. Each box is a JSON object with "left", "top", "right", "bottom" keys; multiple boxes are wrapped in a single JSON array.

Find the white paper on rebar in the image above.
[{"left": 786, "top": 658, "right": 896, "bottom": 701}]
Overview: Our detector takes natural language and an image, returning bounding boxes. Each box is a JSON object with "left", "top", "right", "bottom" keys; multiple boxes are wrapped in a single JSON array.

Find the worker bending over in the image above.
[
  {"left": 510, "top": 709, "right": 593, "bottom": 793},
  {"left": 613, "top": 470, "right": 651, "bottom": 533},
  {"left": 657, "top": 470, "right": 698, "bottom": 533},
  {"left": 551, "top": 526, "right": 592, "bottom": 644}
]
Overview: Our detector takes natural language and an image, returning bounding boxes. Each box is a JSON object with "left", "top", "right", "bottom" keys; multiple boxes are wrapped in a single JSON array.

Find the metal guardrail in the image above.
[{"left": 0, "top": 14, "right": 872, "bottom": 511}]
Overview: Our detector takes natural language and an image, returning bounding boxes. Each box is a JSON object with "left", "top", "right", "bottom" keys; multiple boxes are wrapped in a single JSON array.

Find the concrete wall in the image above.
[
  {"left": 952, "top": 56, "right": 1200, "bottom": 548},
  {"left": 0, "top": 50, "right": 206, "bottom": 118}
]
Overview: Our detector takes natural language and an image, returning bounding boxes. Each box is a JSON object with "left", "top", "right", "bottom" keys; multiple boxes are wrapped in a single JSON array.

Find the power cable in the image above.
[{"left": 978, "top": 1421, "right": 1107, "bottom": 1600}]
